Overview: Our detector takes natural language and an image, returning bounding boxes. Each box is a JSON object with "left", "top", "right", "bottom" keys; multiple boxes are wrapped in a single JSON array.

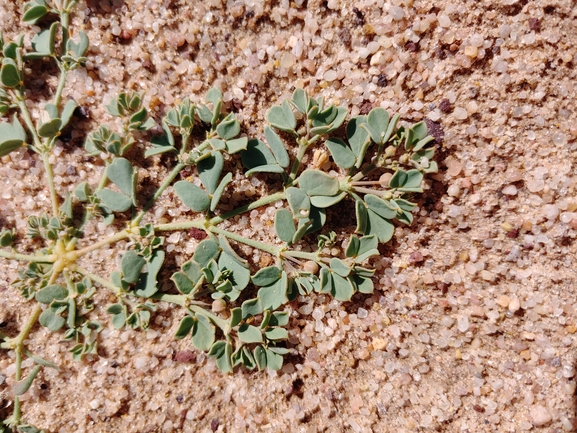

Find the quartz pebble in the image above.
[{"left": 530, "top": 405, "right": 552, "bottom": 426}]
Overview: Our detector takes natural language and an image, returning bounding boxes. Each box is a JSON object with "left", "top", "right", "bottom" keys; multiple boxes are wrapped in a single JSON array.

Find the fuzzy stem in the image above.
[
  {"left": 287, "top": 142, "right": 309, "bottom": 185},
  {"left": 15, "top": 99, "right": 42, "bottom": 149},
  {"left": 53, "top": 64, "right": 68, "bottom": 109},
  {"left": 41, "top": 151, "right": 61, "bottom": 216},
  {"left": 282, "top": 250, "right": 320, "bottom": 262},
  {"left": 75, "top": 230, "right": 130, "bottom": 258},
  {"left": 0, "top": 250, "right": 55, "bottom": 262},
  {"left": 208, "top": 191, "right": 286, "bottom": 225},
  {"left": 351, "top": 163, "right": 377, "bottom": 182},
  {"left": 133, "top": 162, "right": 186, "bottom": 225},
  {"left": 188, "top": 304, "right": 229, "bottom": 331},
  {"left": 74, "top": 266, "right": 122, "bottom": 296},
  {"left": 208, "top": 226, "right": 282, "bottom": 256}
]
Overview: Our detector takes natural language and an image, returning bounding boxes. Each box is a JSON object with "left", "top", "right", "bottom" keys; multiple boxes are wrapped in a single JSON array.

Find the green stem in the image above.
[
  {"left": 133, "top": 162, "right": 186, "bottom": 225},
  {"left": 15, "top": 99, "right": 42, "bottom": 149},
  {"left": 75, "top": 230, "right": 130, "bottom": 258},
  {"left": 351, "top": 163, "right": 376, "bottom": 182},
  {"left": 41, "top": 151, "right": 60, "bottom": 216},
  {"left": 154, "top": 218, "right": 205, "bottom": 232},
  {"left": 287, "top": 142, "right": 309, "bottom": 185},
  {"left": 282, "top": 249, "right": 320, "bottom": 262},
  {"left": 188, "top": 304, "right": 229, "bottom": 331},
  {"left": 209, "top": 226, "right": 281, "bottom": 256},
  {"left": 208, "top": 191, "right": 286, "bottom": 225},
  {"left": 0, "top": 250, "right": 54, "bottom": 262},
  {"left": 53, "top": 63, "right": 68, "bottom": 109},
  {"left": 59, "top": 9, "right": 71, "bottom": 66},
  {"left": 74, "top": 266, "right": 121, "bottom": 296}
]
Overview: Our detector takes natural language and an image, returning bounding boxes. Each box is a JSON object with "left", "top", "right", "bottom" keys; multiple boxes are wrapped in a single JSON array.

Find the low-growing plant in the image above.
[{"left": 0, "top": 2, "right": 438, "bottom": 431}]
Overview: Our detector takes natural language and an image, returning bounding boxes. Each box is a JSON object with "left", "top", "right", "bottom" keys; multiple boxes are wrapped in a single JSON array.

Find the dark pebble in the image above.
[
  {"left": 189, "top": 228, "right": 208, "bottom": 241},
  {"left": 405, "top": 42, "right": 419, "bottom": 52},
  {"left": 438, "top": 98, "right": 452, "bottom": 113},
  {"left": 174, "top": 350, "right": 196, "bottom": 363},
  {"left": 210, "top": 419, "right": 219, "bottom": 432},
  {"left": 358, "top": 100, "right": 372, "bottom": 115},
  {"left": 377, "top": 73, "right": 387, "bottom": 87},
  {"left": 424, "top": 118, "right": 444, "bottom": 143},
  {"left": 339, "top": 28, "right": 352, "bottom": 46},
  {"left": 528, "top": 18, "right": 541, "bottom": 32}
]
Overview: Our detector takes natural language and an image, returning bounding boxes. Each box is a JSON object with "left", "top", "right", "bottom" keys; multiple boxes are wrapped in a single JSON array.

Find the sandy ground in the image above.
[{"left": 1, "top": 0, "right": 577, "bottom": 432}]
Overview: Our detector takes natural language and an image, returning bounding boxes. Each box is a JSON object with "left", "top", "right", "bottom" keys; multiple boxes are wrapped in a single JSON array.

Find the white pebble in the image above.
[
  {"left": 530, "top": 405, "right": 552, "bottom": 426},
  {"left": 502, "top": 185, "right": 517, "bottom": 196}
]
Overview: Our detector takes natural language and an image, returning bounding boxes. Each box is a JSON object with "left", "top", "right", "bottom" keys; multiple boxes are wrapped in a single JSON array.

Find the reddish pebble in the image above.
[{"left": 174, "top": 350, "right": 196, "bottom": 363}]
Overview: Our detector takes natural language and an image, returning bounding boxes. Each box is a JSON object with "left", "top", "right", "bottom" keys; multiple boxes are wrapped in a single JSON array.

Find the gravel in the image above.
[{"left": 1, "top": 0, "right": 577, "bottom": 432}]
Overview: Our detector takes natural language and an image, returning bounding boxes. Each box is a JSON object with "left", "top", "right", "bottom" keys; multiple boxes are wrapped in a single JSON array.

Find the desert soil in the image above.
[{"left": 1, "top": 0, "right": 577, "bottom": 432}]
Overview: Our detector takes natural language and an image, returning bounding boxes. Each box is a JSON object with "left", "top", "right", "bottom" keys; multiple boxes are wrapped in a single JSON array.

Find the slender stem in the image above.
[
  {"left": 154, "top": 218, "right": 205, "bottom": 232},
  {"left": 133, "top": 162, "right": 185, "bottom": 225},
  {"left": 59, "top": 10, "right": 71, "bottom": 66},
  {"left": 41, "top": 151, "right": 60, "bottom": 216},
  {"left": 282, "top": 250, "right": 319, "bottom": 262},
  {"left": 53, "top": 64, "right": 68, "bottom": 109},
  {"left": 75, "top": 230, "right": 130, "bottom": 258},
  {"left": 209, "top": 226, "right": 281, "bottom": 256},
  {"left": 351, "top": 163, "right": 377, "bottom": 182},
  {"left": 188, "top": 304, "right": 228, "bottom": 331},
  {"left": 0, "top": 250, "right": 54, "bottom": 262},
  {"left": 208, "top": 191, "right": 286, "bottom": 225},
  {"left": 149, "top": 292, "right": 186, "bottom": 307},
  {"left": 287, "top": 143, "right": 309, "bottom": 185},
  {"left": 74, "top": 266, "right": 121, "bottom": 296},
  {"left": 15, "top": 99, "right": 42, "bottom": 149},
  {"left": 352, "top": 186, "right": 388, "bottom": 197}
]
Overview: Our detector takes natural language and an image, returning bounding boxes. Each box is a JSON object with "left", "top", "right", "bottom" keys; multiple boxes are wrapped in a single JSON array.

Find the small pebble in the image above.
[{"left": 530, "top": 405, "right": 552, "bottom": 426}]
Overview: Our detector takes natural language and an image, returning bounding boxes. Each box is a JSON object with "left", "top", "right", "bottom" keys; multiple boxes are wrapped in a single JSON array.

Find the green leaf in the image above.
[
  {"left": 319, "top": 266, "right": 332, "bottom": 293},
  {"left": 205, "top": 87, "right": 222, "bottom": 107},
  {"left": 264, "top": 125, "right": 290, "bottom": 168},
  {"left": 265, "top": 327, "right": 288, "bottom": 341},
  {"left": 365, "top": 108, "right": 390, "bottom": 144},
  {"left": 355, "top": 200, "right": 368, "bottom": 234},
  {"left": 112, "top": 311, "right": 127, "bottom": 329},
  {"left": 0, "top": 116, "right": 26, "bottom": 156},
  {"left": 241, "top": 297, "right": 263, "bottom": 319},
  {"left": 37, "top": 118, "right": 62, "bottom": 138},
  {"left": 218, "top": 234, "right": 249, "bottom": 266},
  {"left": 309, "top": 192, "right": 346, "bottom": 208},
  {"left": 230, "top": 308, "right": 243, "bottom": 328},
  {"left": 182, "top": 259, "right": 203, "bottom": 282},
  {"left": 174, "top": 180, "right": 210, "bottom": 212},
  {"left": 352, "top": 274, "right": 374, "bottom": 294},
  {"left": 108, "top": 157, "right": 134, "bottom": 198},
  {"left": 193, "top": 239, "right": 220, "bottom": 267},
  {"left": 208, "top": 341, "right": 232, "bottom": 373},
  {"left": 245, "top": 164, "right": 285, "bottom": 176},
  {"left": 216, "top": 115, "right": 240, "bottom": 140},
  {"left": 258, "top": 271, "right": 288, "bottom": 310},
  {"left": 267, "top": 99, "right": 296, "bottom": 133},
  {"left": 218, "top": 251, "right": 251, "bottom": 292},
  {"left": 106, "top": 303, "right": 123, "bottom": 315},
  {"left": 14, "top": 365, "right": 41, "bottom": 396},
  {"left": 356, "top": 235, "right": 379, "bottom": 262},
  {"left": 269, "top": 311, "right": 289, "bottom": 326},
  {"left": 134, "top": 250, "right": 164, "bottom": 297},
  {"left": 347, "top": 116, "right": 371, "bottom": 167},
  {"left": 366, "top": 209, "right": 395, "bottom": 243},
  {"left": 274, "top": 209, "right": 296, "bottom": 243},
  {"left": 330, "top": 258, "right": 351, "bottom": 277},
  {"left": 365, "top": 194, "right": 397, "bottom": 219},
  {"left": 210, "top": 172, "right": 233, "bottom": 212},
  {"left": 291, "top": 88, "right": 308, "bottom": 114},
  {"left": 67, "top": 30, "right": 89, "bottom": 58},
  {"left": 197, "top": 151, "right": 223, "bottom": 194},
  {"left": 44, "top": 103, "right": 59, "bottom": 119},
  {"left": 22, "top": 3, "right": 49, "bottom": 24},
  {"left": 298, "top": 169, "right": 339, "bottom": 196},
  {"left": 225, "top": 136, "right": 248, "bottom": 154},
  {"left": 241, "top": 138, "right": 278, "bottom": 171},
  {"left": 252, "top": 266, "right": 282, "bottom": 287},
  {"left": 389, "top": 169, "right": 406, "bottom": 189},
  {"left": 35, "top": 285, "right": 68, "bottom": 304},
  {"left": 171, "top": 271, "right": 195, "bottom": 295},
  {"left": 39, "top": 308, "right": 65, "bottom": 331},
  {"left": 265, "top": 348, "right": 284, "bottom": 370},
  {"left": 253, "top": 345, "right": 267, "bottom": 370},
  {"left": 291, "top": 218, "right": 313, "bottom": 244},
  {"left": 345, "top": 235, "right": 360, "bottom": 257},
  {"left": 1, "top": 58, "right": 21, "bottom": 87},
  {"left": 332, "top": 273, "right": 354, "bottom": 301},
  {"left": 121, "top": 250, "right": 146, "bottom": 284},
  {"left": 398, "top": 169, "right": 423, "bottom": 192},
  {"left": 238, "top": 324, "right": 263, "bottom": 343},
  {"left": 325, "top": 137, "right": 355, "bottom": 169},
  {"left": 192, "top": 314, "right": 215, "bottom": 351},
  {"left": 286, "top": 187, "right": 310, "bottom": 219}
]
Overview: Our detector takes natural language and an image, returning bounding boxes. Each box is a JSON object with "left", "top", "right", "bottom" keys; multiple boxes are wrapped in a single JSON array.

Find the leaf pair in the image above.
[
  {"left": 240, "top": 126, "right": 289, "bottom": 176},
  {"left": 112, "top": 248, "right": 165, "bottom": 298},
  {"left": 96, "top": 158, "right": 138, "bottom": 212},
  {"left": 38, "top": 100, "right": 77, "bottom": 138},
  {"left": 175, "top": 312, "right": 215, "bottom": 351},
  {"left": 0, "top": 114, "right": 27, "bottom": 157},
  {"left": 172, "top": 238, "right": 250, "bottom": 302},
  {"left": 318, "top": 262, "right": 375, "bottom": 301},
  {"left": 107, "top": 301, "right": 157, "bottom": 331}
]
